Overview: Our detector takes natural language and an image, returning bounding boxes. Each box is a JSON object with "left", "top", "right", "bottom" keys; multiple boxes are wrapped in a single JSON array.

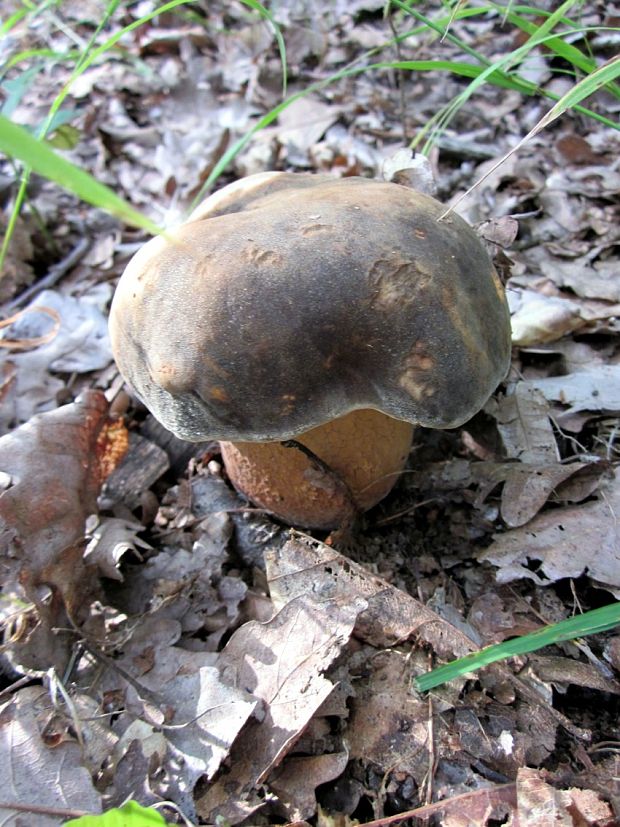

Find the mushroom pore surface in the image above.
[{"left": 109, "top": 172, "right": 511, "bottom": 527}]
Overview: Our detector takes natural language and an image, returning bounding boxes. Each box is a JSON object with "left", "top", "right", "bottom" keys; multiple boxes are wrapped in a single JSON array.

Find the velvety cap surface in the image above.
[{"left": 109, "top": 173, "right": 511, "bottom": 441}]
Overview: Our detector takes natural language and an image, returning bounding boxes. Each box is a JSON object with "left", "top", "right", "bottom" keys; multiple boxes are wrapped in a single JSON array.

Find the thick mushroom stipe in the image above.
[
  {"left": 109, "top": 172, "right": 512, "bottom": 528},
  {"left": 220, "top": 409, "right": 414, "bottom": 529}
]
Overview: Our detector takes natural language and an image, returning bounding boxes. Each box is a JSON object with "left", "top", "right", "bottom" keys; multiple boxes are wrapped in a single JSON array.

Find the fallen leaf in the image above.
[
  {"left": 529, "top": 655, "right": 620, "bottom": 695},
  {"left": 84, "top": 516, "right": 151, "bottom": 581},
  {"left": 489, "top": 383, "right": 559, "bottom": 464},
  {"left": 480, "top": 471, "right": 620, "bottom": 593},
  {"left": 0, "top": 288, "right": 114, "bottom": 432},
  {"left": 516, "top": 767, "right": 615, "bottom": 826},
  {"left": 196, "top": 592, "right": 363, "bottom": 824},
  {"left": 0, "top": 686, "right": 102, "bottom": 825},
  {"left": 269, "top": 752, "right": 350, "bottom": 821},
  {"left": 523, "top": 366, "right": 620, "bottom": 416},
  {"left": 0, "top": 390, "right": 127, "bottom": 604},
  {"left": 346, "top": 648, "right": 438, "bottom": 779},
  {"left": 508, "top": 288, "right": 585, "bottom": 346},
  {"left": 266, "top": 534, "right": 476, "bottom": 657}
]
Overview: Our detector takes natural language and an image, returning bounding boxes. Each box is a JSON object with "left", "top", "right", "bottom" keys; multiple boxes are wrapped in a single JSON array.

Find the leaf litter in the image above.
[{"left": 1, "top": 1, "right": 620, "bottom": 825}]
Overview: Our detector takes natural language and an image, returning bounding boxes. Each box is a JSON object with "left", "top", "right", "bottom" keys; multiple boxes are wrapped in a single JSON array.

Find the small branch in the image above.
[
  {"left": 7, "top": 237, "right": 91, "bottom": 311},
  {"left": 0, "top": 801, "right": 90, "bottom": 819}
]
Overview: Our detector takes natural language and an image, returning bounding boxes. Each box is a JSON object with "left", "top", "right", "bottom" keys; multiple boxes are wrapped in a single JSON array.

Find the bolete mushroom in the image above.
[{"left": 109, "top": 172, "right": 511, "bottom": 529}]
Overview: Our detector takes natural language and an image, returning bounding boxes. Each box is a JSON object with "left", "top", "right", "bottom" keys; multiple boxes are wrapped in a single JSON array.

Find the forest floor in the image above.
[{"left": 1, "top": 2, "right": 620, "bottom": 825}]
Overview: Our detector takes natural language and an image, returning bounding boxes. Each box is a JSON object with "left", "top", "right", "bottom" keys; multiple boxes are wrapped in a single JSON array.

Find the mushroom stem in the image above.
[{"left": 219, "top": 409, "right": 414, "bottom": 530}]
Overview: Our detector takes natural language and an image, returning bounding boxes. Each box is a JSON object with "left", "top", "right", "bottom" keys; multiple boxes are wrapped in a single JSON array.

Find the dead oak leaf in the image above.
[
  {"left": 0, "top": 391, "right": 127, "bottom": 611},
  {"left": 481, "top": 470, "right": 620, "bottom": 594},
  {"left": 268, "top": 752, "right": 349, "bottom": 822},
  {"left": 84, "top": 515, "right": 152, "bottom": 581},
  {"left": 196, "top": 592, "right": 363, "bottom": 824},
  {"left": 266, "top": 534, "right": 480, "bottom": 658}
]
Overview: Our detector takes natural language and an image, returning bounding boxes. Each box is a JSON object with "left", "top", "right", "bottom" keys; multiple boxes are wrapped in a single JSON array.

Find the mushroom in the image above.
[{"left": 109, "top": 172, "right": 511, "bottom": 529}]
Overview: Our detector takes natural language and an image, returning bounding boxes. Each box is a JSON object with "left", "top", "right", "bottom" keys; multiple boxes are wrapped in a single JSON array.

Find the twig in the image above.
[
  {"left": 0, "top": 801, "right": 89, "bottom": 819},
  {"left": 7, "top": 237, "right": 91, "bottom": 311},
  {"left": 355, "top": 782, "right": 517, "bottom": 827},
  {"left": 281, "top": 438, "right": 360, "bottom": 525}
]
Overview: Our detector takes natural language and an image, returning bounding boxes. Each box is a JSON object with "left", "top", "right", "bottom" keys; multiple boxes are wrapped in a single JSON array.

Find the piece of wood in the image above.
[{"left": 100, "top": 431, "right": 169, "bottom": 509}]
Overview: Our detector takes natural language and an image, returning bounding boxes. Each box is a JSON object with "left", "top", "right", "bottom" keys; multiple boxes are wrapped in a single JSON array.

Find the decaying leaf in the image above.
[
  {"left": 266, "top": 534, "right": 477, "bottom": 657},
  {"left": 489, "top": 461, "right": 603, "bottom": 528},
  {"left": 0, "top": 390, "right": 127, "bottom": 603},
  {"left": 524, "top": 366, "right": 620, "bottom": 418},
  {"left": 99, "top": 618, "right": 258, "bottom": 809},
  {"left": 269, "top": 752, "right": 350, "bottom": 822},
  {"left": 481, "top": 471, "right": 620, "bottom": 593},
  {"left": 516, "top": 767, "right": 615, "bottom": 826},
  {"left": 196, "top": 592, "right": 363, "bottom": 824},
  {"left": 0, "top": 686, "right": 102, "bottom": 825},
  {"left": 346, "top": 648, "right": 439, "bottom": 779},
  {"left": 0, "top": 289, "right": 114, "bottom": 433},
  {"left": 509, "top": 288, "right": 586, "bottom": 346},
  {"left": 487, "top": 383, "right": 559, "bottom": 464},
  {"left": 84, "top": 516, "right": 152, "bottom": 580}
]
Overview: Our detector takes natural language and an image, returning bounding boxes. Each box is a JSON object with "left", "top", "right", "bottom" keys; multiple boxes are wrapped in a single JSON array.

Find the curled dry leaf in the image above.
[
  {"left": 0, "top": 390, "right": 128, "bottom": 613},
  {"left": 84, "top": 516, "right": 152, "bottom": 581}
]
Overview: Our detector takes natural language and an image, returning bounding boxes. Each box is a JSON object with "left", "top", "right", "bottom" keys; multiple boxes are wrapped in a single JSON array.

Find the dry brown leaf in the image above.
[
  {"left": 493, "top": 462, "right": 601, "bottom": 528},
  {"left": 346, "top": 648, "right": 438, "bottom": 779},
  {"left": 196, "top": 592, "right": 362, "bottom": 824},
  {"left": 267, "top": 534, "right": 480, "bottom": 657},
  {"left": 99, "top": 619, "right": 258, "bottom": 805},
  {"left": 509, "top": 289, "right": 587, "bottom": 346},
  {"left": 489, "top": 383, "right": 559, "bottom": 464},
  {"left": 481, "top": 471, "right": 620, "bottom": 593},
  {"left": 529, "top": 655, "right": 620, "bottom": 695},
  {"left": 524, "top": 366, "right": 620, "bottom": 416},
  {"left": 0, "top": 686, "right": 102, "bottom": 825},
  {"left": 84, "top": 516, "right": 151, "bottom": 580},
  {"left": 516, "top": 767, "right": 615, "bottom": 826},
  {"left": 269, "top": 752, "right": 349, "bottom": 821},
  {"left": 0, "top": 390, "right": 127, "bottom": 608}
]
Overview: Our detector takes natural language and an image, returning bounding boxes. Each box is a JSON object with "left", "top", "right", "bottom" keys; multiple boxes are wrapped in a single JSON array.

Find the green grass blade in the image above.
[
  {"left": 416, "top": 25, "right": 618, "bottom": 153},
  {"left": 0, "top": 115, "right": 162, "bottom": 234},
  {"left": 4, "top": 48, "right": 82, "bottom": 70},
  {"left": 538, "top": 54, "right": 620, "bottom": 125},
  {"left": 445, "top": 55, "right": 620, "bottom": 215},
  {"left": 198, "top": 42, "right": 617, "bottom": 201},
  {"left": 238, "top": 0, "right": 287, "bottom": 96},
  {"left": 197, "top": 56, "right": 541, "bottom": 200},
  {"left": 415, "top": 602, "right": 620, "bottom": 692},
  {"left": 0, "top": 9, "right": 28, "bottom": 37}
]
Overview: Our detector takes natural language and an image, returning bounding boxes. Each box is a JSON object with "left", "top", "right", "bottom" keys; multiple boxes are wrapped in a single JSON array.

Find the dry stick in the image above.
[
  {"left": 7, "top": 237, "right": 91, "bottom": 310},
  {"left": 0, "top": 801, "right": 89, "bottom": 819},
  {"left": 356, "top": 782, "right": 517, "bottom": 827},
  {"left": 281, "top": 438, "right": 360, "bottom": 525}
]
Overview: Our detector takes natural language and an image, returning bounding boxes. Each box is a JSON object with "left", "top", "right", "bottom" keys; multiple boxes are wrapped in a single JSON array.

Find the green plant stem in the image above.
[{"left": 415, "top": 602, "right": 620, "bottom": 692}]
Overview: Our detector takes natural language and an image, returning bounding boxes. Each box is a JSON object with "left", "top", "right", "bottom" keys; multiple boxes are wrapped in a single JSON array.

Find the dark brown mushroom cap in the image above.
[{"left": 109, "top": 172, "right": 511, "bottom": 441}]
